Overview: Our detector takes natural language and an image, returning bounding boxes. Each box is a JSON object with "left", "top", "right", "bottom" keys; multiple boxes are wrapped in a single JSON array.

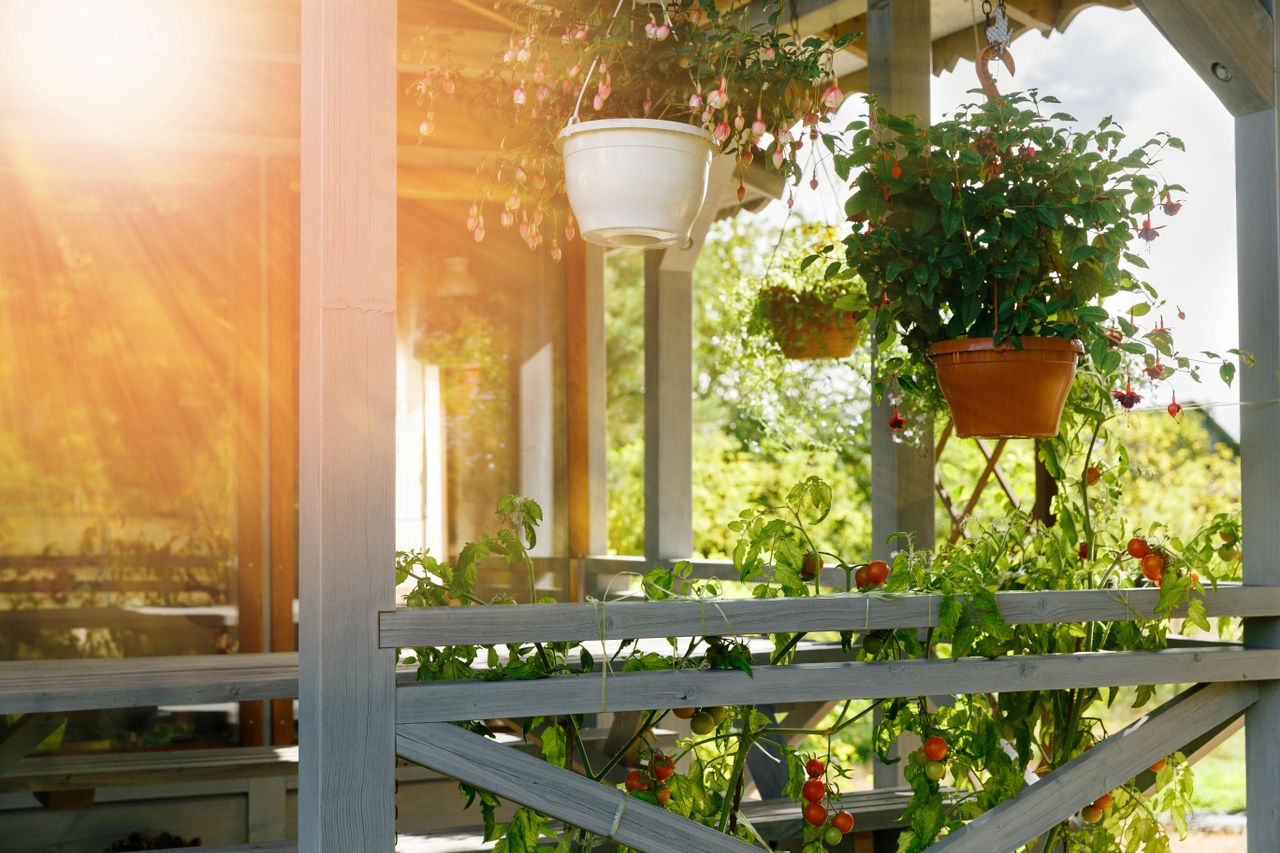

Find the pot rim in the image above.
[
  {"left": 927, "top": 336, "right": 1085, "bottom": 358},
  {"left": 557, "top": 117, "right": 717, "bottom": 145}
]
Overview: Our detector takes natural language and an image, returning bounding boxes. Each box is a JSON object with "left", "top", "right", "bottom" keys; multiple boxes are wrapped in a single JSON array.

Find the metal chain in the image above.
[{"left": 983, "top": 0, "right": 1011, "bottom": 55}]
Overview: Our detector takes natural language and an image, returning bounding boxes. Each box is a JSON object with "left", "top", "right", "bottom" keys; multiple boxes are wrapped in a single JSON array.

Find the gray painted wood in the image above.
[
  {"left": 396, "top": 647, "right": 1280, "bottom": 723},
  {"left": 0, "top": 652, "right": 299, "bottom": 714},
  {"left": 1234, "top": 21, "right": 1280, "bottom": 849},
  {"left": 0, "top": 714, "right": 64, "bottom": 774},
  {"left": 867, "top": 0, "right": 935, "bottom": 792},
  {"left": 397, "top": 721, "right": 758, "bottom": 852},
  {"left": 377, "top": 585, "right": 1280, "bottom": 648},
  {"left": 298, "top": 0, "right": 398, "bottom": 849},
  {"left": 928, "top": 682, "right": 1259, "bottom": 852},
  {"left": 1132, "top": 0, "right": 1274, "bottom": 117},
  {"left": 585, "top": 243, "right": 609, "bottom": 558}
]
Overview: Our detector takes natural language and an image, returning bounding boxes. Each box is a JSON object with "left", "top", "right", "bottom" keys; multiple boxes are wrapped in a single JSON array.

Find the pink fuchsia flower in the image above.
[
  {"left": 418, "top": 117, "right": 433, "bottom": 138},
  {"left": 888, "top": 406, "right": 906, "bottom": 432},
  {"left": 821, "top": 82, "right": 844, "bottom": 112},
  {"left": 707, "top": 77, "right": 728, "bottom": 109},
  {"left": 734, "top": 107, "right": 745, "bottom": 132},
  {"left": 644, "top": 19, "right": 658, "bottom": 39},
  {"left": 688, "top": 90, "right": 703, "bottom": 112},
  {"left": 750, "top": 108, "right": 767, "bottom": 141},
  {"left": 654, "top": 22, "right": 670, "bottom": 40},
  {"left": 512, "top": 85, "right": 527, "bottom": 106},
  {"left": 772, "top": 146, "right": 785, "bottom": 169},
  {"left": 466, "top": 205, "right": 478, "bottom": 232},
  {"left": 643, "top": 88, "right": 653, "bottom": 116},
  {"left": 501, "top": 210, "right": 514, "bottom": 228},
  {"left": 713, "top": 118, "right": 731, "bottom": 144},
  {"left": 1136, "top": 217, "right": 1163, "bottom": 242},
  {"left": 537, "top": 84, "right": 551, "bottom": 101},
  {"left": 550, "top": 242, "right": 562, "bottom": 262},
  {"left": 565, "top": 218, "right": 576, "bottom": 241},
  {"left": 1162, "top": 191, "right": 1183, "bottom": 216}
]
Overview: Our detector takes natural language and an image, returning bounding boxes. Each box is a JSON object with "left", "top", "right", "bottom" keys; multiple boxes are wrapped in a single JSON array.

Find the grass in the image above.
[{"left": 1189, "top": 727, "right": 1246, "bottom": 813}]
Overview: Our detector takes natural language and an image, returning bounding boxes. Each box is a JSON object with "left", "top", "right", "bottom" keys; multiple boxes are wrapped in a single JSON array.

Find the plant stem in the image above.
[{"left": 716, "top": 729, "right": 754, "bottom": 833}]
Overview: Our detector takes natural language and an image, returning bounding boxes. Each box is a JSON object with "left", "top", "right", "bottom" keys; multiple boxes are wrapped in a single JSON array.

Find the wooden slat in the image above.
[
  {"left": 928, "top": 682, "right": 1259, "bottom": 852},
  {"left": 0, "top": 652, "right": 299, "bottom": 714},
  {"left": 397, "top": 721, "right": 758, "bottom": 852},
  {"left": 1131, "top": 0, "right": 1274, "bottom": 117},
  {"left": 378, "top": 584, "right": 1280, "bottom": 648},
  {"left": 395, "top": 647, "right": 1280, "bottom": 723}
]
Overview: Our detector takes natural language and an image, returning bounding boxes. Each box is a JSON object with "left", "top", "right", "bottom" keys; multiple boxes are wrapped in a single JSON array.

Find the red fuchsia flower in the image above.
[
  {"left": 984, "top": 159, "right": 1003, "bottom": 179},
  {"left": 1112, "top": 383, "right": 1142, "bottom": 409},
  {"left": 713, "top": 118, "right": 731, "bottom": 144},
  {"left": 1168, "top": 392, "right": 1182, "bottom": 418},
  {"left": 803, "top": 111, "right": 820, "bottom": 127},
  {"left": 821, "top": 82, "right": 844, "bottom": 112},
  {"left": 1162, "top": 191, "right": 1182, "bottom": 216},
  {"left": 1144, "top": 359, "right": 1165, "bottom": 380},
  {"left": 736, "top": 179, "right": 745, "bottom": 201},
  {"left": 1019, "top": 144, "right": 1035, "bottom": 158},
  {"left": 707, "top": 77, "right": 729, "bottom": 110},
  {"left": 890, "top": 162, "right": 902, "bottom": 179},
  {"left": 787, "top": 191, "right": 794, "bottom": 209},
  {"left": 1136, "top": 218, "right": 1164, "bottom": 242},
  {"left": 888, "top": 406, "right": 906, "bottom": 431},
  {"left": 750, "top": 108, "right": 767, "bottom": 141},
  {"left": 512, "top": 84, "right": 527, "bottom": 106},
  {"left": 809, "top": 174, "right": 819, "bottom": 190}
]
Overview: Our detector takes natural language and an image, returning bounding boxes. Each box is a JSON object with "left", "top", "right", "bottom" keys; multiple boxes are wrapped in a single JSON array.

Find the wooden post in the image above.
[
  {"left": 1235, "top": 6, "right": 1280, "bottom": 841},
  {"left": 643, "top": 155, "right": 736, "bottom": 563},
  {"left": 567, "top": 240, "right": 608, "bottom": 594},
  {"left": 866, "top": 0, "right": 933, "bottom": 796},
  {"left": 298, "top": 0, "right": 397, "bottom": 849}
]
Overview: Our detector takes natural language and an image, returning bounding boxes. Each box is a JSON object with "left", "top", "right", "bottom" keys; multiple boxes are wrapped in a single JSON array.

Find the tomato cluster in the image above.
[
  {"left": 799, "top": 757, "right": 855, "bottom": 846},
  {"left": 673, "top": 704, "right": 727, "bottom": 736},
  {"left": 1125, "top": 537, "right": 1198, "bottom": 587},
  {"left": 910, "top": 735, "right": 950, "bottom": 785},
  {"left": 854, "top": 560, "right": 891, "bottom": 591},
  {"left": 624, "top": 753, "right": 677, "bottom": 806}
]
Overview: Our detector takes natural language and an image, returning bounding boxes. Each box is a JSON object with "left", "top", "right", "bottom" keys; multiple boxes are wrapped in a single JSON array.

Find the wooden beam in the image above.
[
  {"left": 0, "top": 715, "right": 65, "bottom": 774},
  {"left": 0, "top": 653, "right": 299, "bottom": 715},
  {"left": 566, "top": 240, "right": 608, "bottom": 565},
  {"left": 1131, "top": 0, "right": 1274, "bottom": 117},
  {"left": 379, "top": 585, "right": 1280, "bottom": 648},
  {"left": 298, "top": 0, "right": 398, "bottom": 848},
  {"left": 929, "top": 682, "right": 1258, "bottom": 852},
  {"left": 395, "top": 647, "right": 1280, "bottom": 723},
  {"left": 397, "top": 722, "right": 758, "bottom": 851},
  {"left": 1233, "top": 14, "right": 1280, "bottom": 847}
]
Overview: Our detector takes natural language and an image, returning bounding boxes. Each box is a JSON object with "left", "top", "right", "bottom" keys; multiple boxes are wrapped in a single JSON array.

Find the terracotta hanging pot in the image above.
[
  {"left": 776, "top": 315, "right": 861, "bottom": 360},
  {"left": 928, "top": 337, "right": 1084, "bottom": 438}
]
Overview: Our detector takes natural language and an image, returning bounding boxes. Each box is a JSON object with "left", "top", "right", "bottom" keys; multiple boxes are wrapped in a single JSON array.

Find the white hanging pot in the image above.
[{"left": 557, "top": 118, "right": 716, "bottom": 249}]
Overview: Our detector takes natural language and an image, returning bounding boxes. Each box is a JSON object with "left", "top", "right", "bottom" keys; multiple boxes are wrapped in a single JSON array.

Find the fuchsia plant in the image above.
[{"left": 410, "top": 0, "right": 857, "bottom": 257}]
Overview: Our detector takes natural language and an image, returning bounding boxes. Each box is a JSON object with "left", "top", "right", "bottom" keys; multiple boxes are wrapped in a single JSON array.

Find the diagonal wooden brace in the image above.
[
  {"left": 926, "top": 681, "right": 1259, "bottom": 852},
  {"left": 397, "top": 721, "right": 758, "bottom": 852}
]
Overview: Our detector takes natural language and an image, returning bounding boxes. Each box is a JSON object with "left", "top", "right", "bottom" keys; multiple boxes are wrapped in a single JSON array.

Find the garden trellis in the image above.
[{"left": 2, "top": 0, "right": 1280, "bottom": 851}]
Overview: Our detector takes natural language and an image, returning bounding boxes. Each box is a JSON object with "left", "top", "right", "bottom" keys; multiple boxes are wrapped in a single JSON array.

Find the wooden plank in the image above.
[
  {"left": 1234, "top": 51, "right": 1280, "bottom": 852},
  {"left": 565, "top": 240, "right": 608, "bottom": 566},
  {"left": 1131, "top": 0, "right": 1274, "bottom": 117},
  {"left": 378, "top": 584, "right": 1280, "bottom": 647},
  {"left": 267, "top": 159, "right": 301, "bottom": 747},
  {"left": 0, "top": 652, "right": 299, "bottom": 714},
  {"left": 297, "top": 2, "right": 398, "bottom": 849},
  {"left": 0, "top": 715, "right": 64, "bottom": 774},
  {"left": 927, "top": 682, "right": 1259, "bottom": 852},
  {"left": 395, "top": 647, "right": 1280, "bottom": 723},
  {"left": 397, "top": 722, "right": 758, "bottom": 852}
]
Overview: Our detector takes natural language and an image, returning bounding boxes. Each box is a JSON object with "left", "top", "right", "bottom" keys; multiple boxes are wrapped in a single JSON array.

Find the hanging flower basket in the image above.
[
  {"left": 929, "top": 337, "right": 1084, "bottom": 438},
  {"left": 557, "top": 118, "right": 716, "bottom": 248},
  {"left": 775, "top": 316, "right": 861, "bottom": 360}
]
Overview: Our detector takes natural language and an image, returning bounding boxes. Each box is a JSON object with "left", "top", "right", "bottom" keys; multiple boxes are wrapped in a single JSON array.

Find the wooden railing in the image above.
[{"left": 380, "top": 584, "right": 1280, "bottom": 852}]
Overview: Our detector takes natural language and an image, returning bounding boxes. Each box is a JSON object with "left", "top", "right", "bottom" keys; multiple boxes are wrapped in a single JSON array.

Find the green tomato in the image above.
[
  {"left": 823, "top": 826, "right": 844, "bottom": 845},
  {"left": 707, "top": 706, "right": 728, "bottom": 725},
  {"left": 911, "top": 749, "right": 928, "bottom": 766},
  {"left": 924, "top": 761, "right": 946, "bottom": 782},
  {"left": 690, "top": 711, "right": 716, "bottom": 736}
]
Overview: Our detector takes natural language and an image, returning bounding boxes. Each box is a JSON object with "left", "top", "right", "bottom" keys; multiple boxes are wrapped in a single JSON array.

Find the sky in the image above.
[{"left": 767, "top": 5, "right": 1242, "bottom": 435}]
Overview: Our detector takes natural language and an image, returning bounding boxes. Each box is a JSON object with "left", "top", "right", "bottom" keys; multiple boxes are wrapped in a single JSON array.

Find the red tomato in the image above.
[
  {"left": 1127, "top": 537, "right": 1150, "bottom": 559},
  {"left": 854, "top": 566, "right": 869, "bottom": 589},
  {"left": 802, "top": 552, "right": 823, "bottom": 580},
  {"left": 1093, "top": 792, "right": 1113, "bottom": 811},
  {"left": 923, "top": 736, "right": 948, "bottom": 762},
  {"left": 1141, "top": 553, "right": 1166, "bottom": 580},
  {"left": 865, "top": 560, "right": 890, "bottom": 587},
  {"left": 1085, "top": 466, "right": 1101, "bottom": 485},
  {"left": 651, "top": 755, "right": 675, "bottom": 781},
  {"left": 625, "top": 770, "right": 649, "bottom": 792},
  {"left": 672, "top": 707, "right": 697, "bottom": 719},
  {"left": 655, "top": 786, "right": 671, "bottom": 806},
  {"left": 802, "top": 778, "right": 826, "bottom": 803},
  {"left": 803, "top": 801, "right": 828, "bottom": 826},
  {"left": 830, "top": 811, "right": 854, "bottom": 834},
  {"left": 1150, "top": 758, "right": 1167, "bottom": 773},
  {"left": 1081, "top": 805, "right": 1103, "bottom": 824},
  {"left": 805, "top": 757, "right": 825, "bottom": 778}
]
